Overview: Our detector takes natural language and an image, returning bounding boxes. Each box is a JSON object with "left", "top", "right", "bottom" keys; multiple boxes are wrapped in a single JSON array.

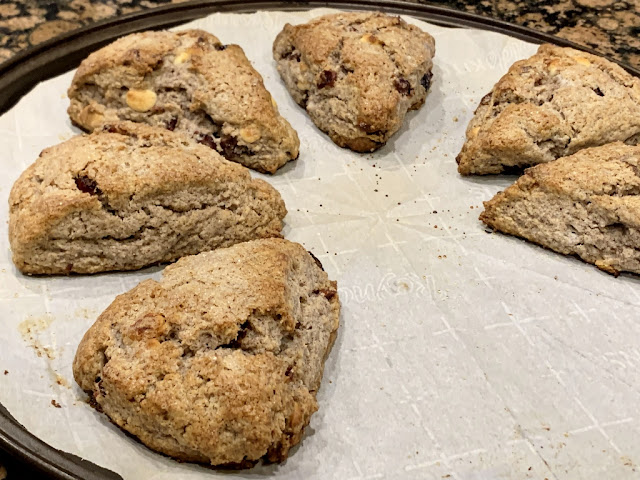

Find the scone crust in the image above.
[
  {"left": 273, "top": 11, "right": 435, "bottom": 152},
  {"left": 457, "top": 44, "right": 640, "bottom": 175},
  {"left": 9, "top": 122, "right": 286, "bottom": 274},
  {"left": 68, "top": 29, "right": 299, "bottom": 173},
  {"left": 480, "top": 142, "right": 640, "bottom": 275},
  {"left": 73, "top": 238, "right": 340, "bottom": 465}
]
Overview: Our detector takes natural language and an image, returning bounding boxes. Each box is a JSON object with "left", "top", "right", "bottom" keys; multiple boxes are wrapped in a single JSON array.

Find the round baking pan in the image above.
[{"left": 0, "top": 1, "right": 638, "bottom": 478}]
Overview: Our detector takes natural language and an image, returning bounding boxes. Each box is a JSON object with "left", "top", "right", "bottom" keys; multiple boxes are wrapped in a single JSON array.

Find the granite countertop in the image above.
[
  {"left": 0, "top": 0, "right": 639, "bottom": 478},
  {"left": 0, "top": 0, "right": 639, "bottom": 68}
]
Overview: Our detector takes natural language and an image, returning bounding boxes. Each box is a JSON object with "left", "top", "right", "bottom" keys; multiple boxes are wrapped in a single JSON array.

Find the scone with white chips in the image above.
[
  {"left": 273, "top": 11, "right": 435, "bottom": 152},
  {"left": 457, "top": 44, "right": 640, "bottom": 175},
  {"left": 73, "top": 238, "right": 341, "bottom": 466},
  {"left": 68, "top": 29, "right": 299, "bottom": 173},
  {"left": 9, "top": 122, "right": 287, "bottom": 274}
]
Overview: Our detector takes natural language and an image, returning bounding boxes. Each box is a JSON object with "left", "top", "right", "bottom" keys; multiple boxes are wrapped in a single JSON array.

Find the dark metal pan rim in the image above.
[
  {"left": 0, "top": 1, "right": 637, "bottom": 479},
  {"left": 1, "top": 0, "right": 638, "bottom": 115}
]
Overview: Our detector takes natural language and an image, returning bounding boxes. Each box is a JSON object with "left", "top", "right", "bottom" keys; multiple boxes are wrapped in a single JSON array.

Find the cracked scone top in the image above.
[
  {"left": 9, "top": 122, "right": 286, "bottom": 274},
  {"left": 273, "top": 12, "right": 435, "bottom": 152},
  {"left": 457, "top": 44, "right": 640, "bottom": 175},
  {"left": 67, "top": 29, "right": 299, "bottom": 173},
  {"left": 73, "top": 238, "right": 340, "bottom": 466},
  {"left": 480, "top": 142, "right": 640, "bottom": 275}
]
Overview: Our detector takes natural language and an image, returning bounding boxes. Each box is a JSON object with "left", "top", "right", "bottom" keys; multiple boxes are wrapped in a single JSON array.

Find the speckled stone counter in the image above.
[
  {"left": 0, "top": 0, "right": 639, "bottom": 68},
  {"left": 0, "top": 0, "right": 639, "bottom": 478}
]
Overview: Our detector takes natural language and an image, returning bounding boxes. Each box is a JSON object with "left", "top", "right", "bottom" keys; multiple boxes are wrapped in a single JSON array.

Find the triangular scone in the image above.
[
  {"left": 273, "top": 12, "right": 435, "bottom": 152},
  {"left": 480, "top": 143, "right": 640, "bottom": 275},
  {"left": 73, "top": 238, "right": 340, "bottom": 465},
  {"left": 68, "top": 30, "right": 299, "bottom": 173},
  {"left": 457, "top": 44, "right": 640, "bottom": 175},
  {"left": 9, "top": 122, "right": 286, "bottom": 275}
]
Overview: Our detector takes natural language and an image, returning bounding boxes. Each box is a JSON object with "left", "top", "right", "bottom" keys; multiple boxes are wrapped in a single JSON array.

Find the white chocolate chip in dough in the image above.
[
  {"left": 575, "top": 57, "right": 592, "bottom": 66},
  {"left": 360, "top": 33, "right": 384, "bottom": 45},
  {"left": 240, "top": 127, "right": 261, "bottom": 143},
  {"left": 547, "top": 59, "right": 563, "bottom": 73},
  {"left": 126, "top": 89, "right": 157, "bottom": 112},
  {"left": 174, "top": 51, "right": 191, "bottom": 64},
  {"left": 78, "top": 105, "right": 105, "bottom": 130}
]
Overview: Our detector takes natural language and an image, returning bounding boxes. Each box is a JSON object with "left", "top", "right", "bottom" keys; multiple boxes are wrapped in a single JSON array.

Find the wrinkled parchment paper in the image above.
[{"left": 1, "top": 9, "right": 639, "bottom": 480}]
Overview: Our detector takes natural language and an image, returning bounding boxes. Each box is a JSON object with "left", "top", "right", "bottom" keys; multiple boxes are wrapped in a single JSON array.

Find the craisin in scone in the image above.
[
  {"left": 457, "top": 44, "right": 640, "bottom": 175},
  {"left": 68, "top": 29, "right": 299, "bottom": 173},
  {"left": 9, "top": 122, "right": 286, "bottom": 275},
  {"left": 480, "top": 143, "right": 640, "bottom": 276},
  {"left": 73, "top": 238, "right": 340, "bottom": 466},
  {"left": 273, "top": 12, "right": 435, "bottom": 152}
]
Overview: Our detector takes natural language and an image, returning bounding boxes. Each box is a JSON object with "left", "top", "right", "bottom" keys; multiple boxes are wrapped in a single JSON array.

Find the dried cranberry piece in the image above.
[
  {"left": 122, "top": 49, "right": 140, "bottom": 67},
  {"left": 102, "top": 124, "right": 119, "bottom": 134},
  {"left": 215, "top": 43, "right": 227, "bottom": 51},
  {"left": 358, "top": 122, "right": 375, "bottom": 133},
  {"left": 196, "top": 133, "right": 216, "bottom": 149},
  {"left": 165, "top": 117, "right": 178, "bottom": 131},
  {"left": 317, "top": 70, "right": 337, "bottom": 89},
  {"left": 593, "top": 87, "right": 604, "bottom": 96},
  {"left": 282, "top": 49, "right": 301, "bottom": 62},
  {"left": 421, "top": 72, "right": 433, "bottom": 91},
  {"left": 313, "top": 288, "right": 336, "bottom": 300},
  {"left": 394, "top": 78, "right": 412, "bottom": 96},
  {"left": 75, "top": 175, "right": 102, "bottom": 196},
  {"left": 219, "top": 134, "right": 238, "bottom": 158}
]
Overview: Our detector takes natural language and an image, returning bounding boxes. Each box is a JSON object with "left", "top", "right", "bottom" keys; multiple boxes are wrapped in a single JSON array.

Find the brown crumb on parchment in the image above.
[{"left": 51, "top": 399, "right": 61, "bottom": 408}]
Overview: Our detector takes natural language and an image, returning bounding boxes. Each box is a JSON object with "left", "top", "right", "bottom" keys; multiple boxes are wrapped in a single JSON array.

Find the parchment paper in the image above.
[{"left": 1, "top": 9, "right": 639, "bottom": 480}]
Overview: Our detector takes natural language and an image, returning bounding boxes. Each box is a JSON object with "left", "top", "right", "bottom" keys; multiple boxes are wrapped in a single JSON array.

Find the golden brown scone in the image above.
[
  {"left": 73, "top": 238, "right": 340, "bottom": 466},
  {"left": 68, "top": 29, "right": 299, "bottom": 173},
  {"left": 480, "top": 142, "right": 640, "bottom": 275},
  {"left": 9, "top": 122, "right": 286, "bottom": 275},
  {"left": 457, "top": 44, "right": 640, "bottom": 175},
  {"left": 273, "top": 12, "right": 435, "bottom": 152}
]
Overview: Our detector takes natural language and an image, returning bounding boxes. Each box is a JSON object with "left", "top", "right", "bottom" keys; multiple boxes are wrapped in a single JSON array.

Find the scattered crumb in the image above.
[
  {"left": 74, "top": 308, "right": 95, "bottom": 320},
  {"left": 55, "top": 374, "right": 69, "bottom": 388},
  {"left": 18, "top": 314, "right": 56, "bottom": 360},
  {"left": 51, "top": 399, "right": 61, "bottom": 408},
  {"left": 3, "top": 370, "right": 7, "bottom": 375}
]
